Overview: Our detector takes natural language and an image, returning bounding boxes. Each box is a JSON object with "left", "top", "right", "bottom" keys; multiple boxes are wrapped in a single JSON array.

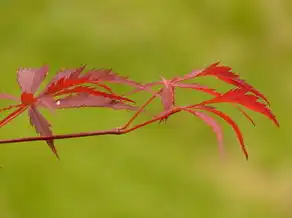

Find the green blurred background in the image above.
[{"left": 0, "top": 0, "right": 291, "bottom": 217}]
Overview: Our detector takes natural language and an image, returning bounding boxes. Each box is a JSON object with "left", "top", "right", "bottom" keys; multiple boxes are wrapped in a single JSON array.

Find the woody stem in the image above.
[{"left": 0, "top": 107, "right": 181, "bottom": 144}]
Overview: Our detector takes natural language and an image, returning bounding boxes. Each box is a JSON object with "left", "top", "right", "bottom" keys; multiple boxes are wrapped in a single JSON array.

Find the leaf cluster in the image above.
[{"left": 0, "top": 63, "right": 279, "bottom": 159}]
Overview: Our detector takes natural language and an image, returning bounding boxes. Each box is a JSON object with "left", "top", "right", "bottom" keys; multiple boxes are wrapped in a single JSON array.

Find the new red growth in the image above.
[{"left": 0, "top": 63, "right": 279, "bottom": 159}]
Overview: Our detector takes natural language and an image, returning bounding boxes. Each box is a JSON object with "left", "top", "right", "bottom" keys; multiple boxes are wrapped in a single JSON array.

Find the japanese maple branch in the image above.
[{"left": 0, "top": 108, "right": 180, "bottom": 144}]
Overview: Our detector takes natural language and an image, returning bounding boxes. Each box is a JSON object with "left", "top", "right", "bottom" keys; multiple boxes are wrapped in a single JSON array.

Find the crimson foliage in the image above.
[{"left": 0, "top": 63, "right": 279, "bottom": 159}]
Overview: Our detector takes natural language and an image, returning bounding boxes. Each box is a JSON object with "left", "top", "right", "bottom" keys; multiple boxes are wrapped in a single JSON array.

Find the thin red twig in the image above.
[
  {"left": 0, "top": 107, "right": 180, "bottom": 144},
  {"left": 119, "top": 89, "right": 162, "bottom": 130}
]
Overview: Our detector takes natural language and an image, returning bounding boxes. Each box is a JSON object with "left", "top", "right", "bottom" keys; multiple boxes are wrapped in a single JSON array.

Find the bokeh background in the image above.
[{"left": 0, "top": 0, "right": 291, "bottom": 217}]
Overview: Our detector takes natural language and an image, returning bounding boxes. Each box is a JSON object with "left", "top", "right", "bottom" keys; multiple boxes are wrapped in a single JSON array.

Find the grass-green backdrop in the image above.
[{"left": 0, "top": 0, "right": 291, "bottom": 217}]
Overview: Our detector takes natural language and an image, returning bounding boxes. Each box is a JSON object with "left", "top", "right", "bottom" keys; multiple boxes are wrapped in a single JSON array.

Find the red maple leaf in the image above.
[
  {"left": 123, "top": 62, "right": 279, "bottom": 159},
  {"left": 0, "top": 66, "right": 137, "bottom": 158}
]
